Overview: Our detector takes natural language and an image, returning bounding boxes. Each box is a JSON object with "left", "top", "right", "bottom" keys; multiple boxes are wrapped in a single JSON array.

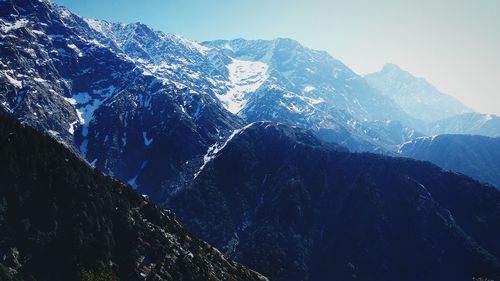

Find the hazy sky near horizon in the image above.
[{"left": 55, "top": 0, "right": 500, "bottom": 115}]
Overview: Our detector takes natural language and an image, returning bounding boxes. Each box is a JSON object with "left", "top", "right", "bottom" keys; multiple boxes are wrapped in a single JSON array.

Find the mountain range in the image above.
[
  {"left": 203, "top": 38, "right": 424, "bottom": 153},
  {"left": 365, "top": 63, "right": 472, "bottom": 122},
  {"left": 168, "top": 121, "right": 500, "bottom": 281},
  {"left": 2, "top": 0, "right": 500, "bottom": 193},
  {"left": 399, "top": 134, "right": 500, "bottom": 188},
  {"left": 428, "top": 112, "right": 500, "bottom": 137},
  {"left": 1, "top": 0, "right": 500, "bottom": 280},
  {"left": 0, "top": 0, "right": 243, "bottom": 202}
]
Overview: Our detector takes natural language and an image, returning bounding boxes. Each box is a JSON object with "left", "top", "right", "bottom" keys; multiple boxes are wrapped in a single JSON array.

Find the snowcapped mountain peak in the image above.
[
  {"left": 381, "top": 63, "right": 402, "bottom": 73},
  {"left": 271, "top": 37, "right": 302, "bottom": 48},
  {"left": 377, "top": 63, "right": 426, "bottom": 85},
  {"left": 84, "top": 17, "right": 113, "bottom": 35},
  {"left": 0, "top": 0, "right": 420, "bottom": 157},
  {"left": 366, "top": 63, "right": 472, "bottom": 122},
  {"left": 200, "top": 38, "right": 422, "bottom": 153},
  {"left": 166, "top": 33, "right": 211, "bottom": 55}
]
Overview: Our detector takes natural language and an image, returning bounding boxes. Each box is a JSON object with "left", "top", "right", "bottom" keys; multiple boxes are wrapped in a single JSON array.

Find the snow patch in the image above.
[
  {"left": 303, "top": 86, "right": 316, "bottom": 93},
  {"left": 307, "top": 96, "right": 324, "bottom": 105},
  {"left": 280, "top": 101, "right": 303, "bottom": 114},
  {"left": 121, "top": 132, "right": 127, "bottom": 147},
  {"left": 48, "top": 130, "right": 59, "bottom": 137},
  {"left": 168, "top": 34, "right": 210, "bottom": 55},
  {"left": 223, "top": 43, "right": 234, "bottom": 51},
  {"left": 143, "top": 132, "right": 153, "bottom": 146},
  {"left": 3, "top": 72, "right": 22, "bottom": 88},
  {"left": 31, "top": 29, "right": 45, "bottom": 36},
  {"left": 194, "top": 122, "right": 256, "bottom": 179},
  {"left": 67, "top": 87, "right": 115, "bottom": 157},
  {"left": 126, "top": 161, "right": 148, "bottom": 189},
  {"left": 84, "top": 18, "right": 108, "bottom": 34},
  {"left": 217, "top": 59, "right": 269, "bottom": 114},
  {"left": 68, "top": 120, "right": 78, "bottom": 135},
  {"left": 63, "top": 97, "right": 76, "bottom": 105},
  {"left": 127, "top": 175, "right": 139, "bottom": 189},
  {"left": 186, "top": 71, "right": 201, "bottom": 80},
  {"left": 1, "top": 19, "right": 29, "bottom": 33},
  {"left": 69, "top": 87, "right": 115, "bottom": 136},
  {"left": 67, "top": 43, "right": 83, "bottom": 57}
]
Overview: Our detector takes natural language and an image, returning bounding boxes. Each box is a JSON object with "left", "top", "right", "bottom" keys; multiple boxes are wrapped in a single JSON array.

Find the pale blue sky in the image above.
[{"left": 55, "top": 0, "right": 500, "bottom": 115}]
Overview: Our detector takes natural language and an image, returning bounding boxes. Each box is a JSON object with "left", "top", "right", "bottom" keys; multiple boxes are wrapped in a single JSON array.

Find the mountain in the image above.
[
  {"left": 80, "top": 19, "right": 229, "bottom": 101},
  {"left": 202, "top": 39, "right": 424, "bottom": 152},
  {"left": 0, "top": 0, "right": 430, "bottom": 209},
  {"left": 399, "top": 134, "right": 500, "bottom": 188},
  {"left": 0, "top": 0, "right": 244, "bottom": 202},
  {"left": 2, "top": 1, "right": 500, "bottom": 281},
  {"left": 428, "top": 112, "right": 500, "bottom": 137},
  {"left": 204, "top": 39, "right": 408, "bottom": 121},
  {"left": 167, "top": 122, "right": 500, "bottom": 281},
  {"left": 0, "top": 115, "right": 266, "bottom": 281},
  {"left": 365, "top": 64, "right": 500, "bottom": 138},
  {"left": 365, "top": 63, "right": 472, "bottom": 122}
]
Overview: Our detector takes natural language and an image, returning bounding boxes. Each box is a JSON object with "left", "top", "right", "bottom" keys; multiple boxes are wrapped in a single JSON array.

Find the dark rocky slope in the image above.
[
  {"left": 168, "top": 122, "right": 500, "bottom": 281},
  {"left": 0, "top": 115, "right": 266, "bottom": 281},
  {"left": 399, "top": 134, "right": 500, "bottom": 188}
]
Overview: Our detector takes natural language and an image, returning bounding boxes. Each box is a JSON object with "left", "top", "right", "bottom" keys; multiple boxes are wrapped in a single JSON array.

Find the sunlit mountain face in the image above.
[{"left": 1, "top": 0, "right": 499, "bottom": 280}]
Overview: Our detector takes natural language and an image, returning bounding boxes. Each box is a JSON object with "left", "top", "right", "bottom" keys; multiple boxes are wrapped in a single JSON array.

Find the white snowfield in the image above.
[
  {"left": 2, "top": 71, "right": 22, "bottom": 88},
  {"left": 217, "top": 59, "right": 269, "bottom": 114},
  {"left": 0, "top": 18, "right": 29, "bottom": 33}
]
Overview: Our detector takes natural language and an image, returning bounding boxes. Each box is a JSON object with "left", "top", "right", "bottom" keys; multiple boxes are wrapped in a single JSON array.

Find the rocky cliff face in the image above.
[{"left": 0, "top": 0, "right": 244, "bottom": 202}]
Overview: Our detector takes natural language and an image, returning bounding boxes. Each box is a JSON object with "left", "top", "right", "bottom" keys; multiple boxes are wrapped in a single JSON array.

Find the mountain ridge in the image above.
[
  {"left": 203, "top": 38, "right": 425, "bottom": 153},
  {"left": 399, "top": 134, "right": 500, "bottom": 188},
  {"left": 0, "top": 114, "right": 267, "bottom": 281},
  {"left": 365, "top": 63, "right": 472, "bottom": 122},
  {"left": 168, "top": 121, "right": 500, "bottom": 281},
  {"left": 0, "top": 0, "right": 244, "bottom": 202},
  {"left": 428, "top": 112, "right": 500, "bottom": 137}
]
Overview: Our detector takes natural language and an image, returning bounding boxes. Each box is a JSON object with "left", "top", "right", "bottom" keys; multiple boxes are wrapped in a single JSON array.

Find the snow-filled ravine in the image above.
[{"left": 216, "top": 58, "right": 269, "bottom": 114}]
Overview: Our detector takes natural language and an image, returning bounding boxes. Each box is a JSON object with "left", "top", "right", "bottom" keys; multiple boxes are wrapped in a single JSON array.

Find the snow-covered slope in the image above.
[
  {"left": 1, "top": 0, "right": 423, "bottom": 170},
  {"left": 219, "top": 58, "right": 269, "bottom": 113},
  {"left": 203, "top": 38, "right": 423, "bottom": 153},
  {"left": 80, "top": 20, "right": 231, "bottom": 100},
  {"left": 0, "top": 0, "right": 243, "bottom": 202},
  {"left": 365, "top": 63, "right": 472, "bottom": 122},
  {"left": 205, "top": 39, "right": 413, "bottom": 122}
]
